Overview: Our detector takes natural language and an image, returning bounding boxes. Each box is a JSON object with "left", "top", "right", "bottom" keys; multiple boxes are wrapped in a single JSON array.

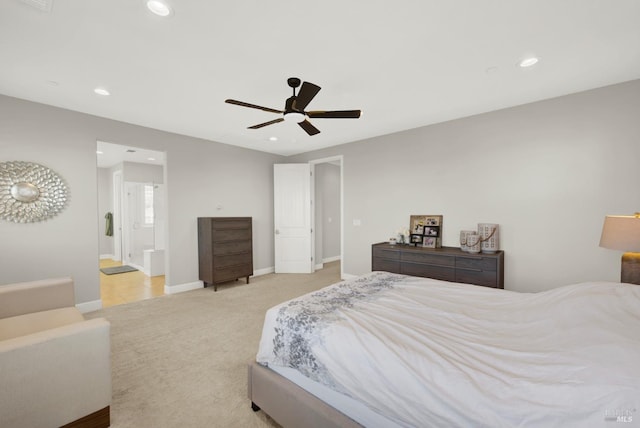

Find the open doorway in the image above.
[
  {"left": 96, "top": 141, "right": 167, "bottom": 307},
  {"left": 310, "top": 156, "right": 343, "bottom": 279}
]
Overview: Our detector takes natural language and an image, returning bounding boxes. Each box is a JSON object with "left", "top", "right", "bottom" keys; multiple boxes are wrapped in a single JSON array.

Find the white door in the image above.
[{"left": 274, "top": 163, "right": 313, "bottom": 273}]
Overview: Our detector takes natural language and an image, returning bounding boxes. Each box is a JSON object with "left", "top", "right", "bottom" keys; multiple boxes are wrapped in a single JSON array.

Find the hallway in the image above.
[{"left": 100, "top": 258, "right": 164, "bottom": 307}]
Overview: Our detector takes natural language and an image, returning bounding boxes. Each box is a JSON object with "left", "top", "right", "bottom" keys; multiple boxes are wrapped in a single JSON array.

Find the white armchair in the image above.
[{"left": 0, "top": 277, "right": 111, "bottom": 428}]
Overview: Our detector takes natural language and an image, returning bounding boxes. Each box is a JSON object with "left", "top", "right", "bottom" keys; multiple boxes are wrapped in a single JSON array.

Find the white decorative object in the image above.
[
  {"left": 478, "top": 223, "right": 499, "bottom": 253},
  {"left": 389, "top": 238, "right": 397, "bottom": 245},
  {"left": 467, "top": 234, "right": 481, "bottom": 253},
  {"left": 0, "top": 161, "right": 68, "bottom": 223},
  {"left": 459, "top": 230, "right": 475, "bottom": 252}
]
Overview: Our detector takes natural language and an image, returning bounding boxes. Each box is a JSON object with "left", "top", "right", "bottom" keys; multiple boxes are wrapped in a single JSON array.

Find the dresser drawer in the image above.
[
  {"left": 214, "top": 264, "right": 252, "bottom": 282},
  {"left": 401, "top": 251, "right": 454, "bottom": 267},
  {"left": 455, "top": 256, "right": 496, "bottom": 271},
  {"left": 212, "top": 228, "right": 252, "bottom": 242},
  {"left": 455, "top": 269, "right": 497, "bottom": 288},
  {"left": 401, "top": 262, "right": 455, "bottom": 282},
  {"left": 372, "top": 257, "right": 400, "bottom": 273},
  {"left": 213, "top": 219, "right": 251, "bottom": 230},
  {"left": 372, "top": 247, "right": 400, "bottom": 260},
  {"left": 213, "top": 240, "right": 252, "bottom": 256},
  {"left": 213, "top": 253, "right": 252, "bottom": 269}
]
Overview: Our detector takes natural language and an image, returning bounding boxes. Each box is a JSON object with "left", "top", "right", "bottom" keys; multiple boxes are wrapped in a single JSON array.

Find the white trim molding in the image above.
[
  {"left": 164, "top": 281, "right": 203, "bottom": 295},
  {"left": 254, "top": 266, "right": 275, "bottom": 277},
  {"left": 76, "top": 299, "right": 102, "bottom": 313}
]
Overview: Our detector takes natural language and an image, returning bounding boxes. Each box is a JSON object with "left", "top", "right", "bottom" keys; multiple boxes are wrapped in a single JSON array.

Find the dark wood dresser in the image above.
[
  {"left": 198, "top": 217, "right": 253, "bottom": 291},
  {"left": 372, "top": 242, "right": 504, "bottom": 288}
]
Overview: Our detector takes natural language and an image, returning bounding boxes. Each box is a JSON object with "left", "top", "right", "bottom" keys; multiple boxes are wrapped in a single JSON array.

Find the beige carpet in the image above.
[{"left": 86, "top": 262, "right": 342, "bottom": 428}]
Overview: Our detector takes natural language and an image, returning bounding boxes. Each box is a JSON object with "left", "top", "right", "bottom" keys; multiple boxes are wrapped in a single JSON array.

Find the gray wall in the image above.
[
  {"left": 2, "top": 79, "right": 639, "bottom": 301},
  {"left": 0, "top": 94, "right": 283, "bottom": 305},
  {"left": 291, "top": 80, "right": 640, "bottom": 292},
  {"left": 122, "top": 162, "right": 164, "bottom": 184}
]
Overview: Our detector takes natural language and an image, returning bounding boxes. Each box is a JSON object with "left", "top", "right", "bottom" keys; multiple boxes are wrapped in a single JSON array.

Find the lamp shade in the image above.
[{"left": 599, "top": 215, "right": 640, "bottom": 252}]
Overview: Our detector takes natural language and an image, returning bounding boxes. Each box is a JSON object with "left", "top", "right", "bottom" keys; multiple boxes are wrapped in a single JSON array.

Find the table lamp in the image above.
[{"left": 599, "top": 213, "right": 640, "bottom": 284}]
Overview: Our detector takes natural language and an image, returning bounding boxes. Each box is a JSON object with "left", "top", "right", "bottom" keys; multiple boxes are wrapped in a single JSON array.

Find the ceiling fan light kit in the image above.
[
  {"left": 225, "top": 77, "right": 361, "bottom": 136},
  {"left": 283, "top": 112, "right": 305, "bottom": 123},
  {"left": 146, "top": 0, "right": 172, "bottom": 16}
]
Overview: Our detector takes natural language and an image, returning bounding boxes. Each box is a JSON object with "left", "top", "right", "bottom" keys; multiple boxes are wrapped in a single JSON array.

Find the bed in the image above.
[{"left": 249, "top": 272, "right": 640, "bottom": 427}]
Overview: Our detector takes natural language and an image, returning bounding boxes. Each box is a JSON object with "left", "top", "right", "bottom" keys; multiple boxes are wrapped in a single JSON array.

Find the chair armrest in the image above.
[
  {"left": 0, "top": 318, "right": 111, "bottom": 428},
  {"left": 0, "top": 277, "right": 75, "bottom": 319}
]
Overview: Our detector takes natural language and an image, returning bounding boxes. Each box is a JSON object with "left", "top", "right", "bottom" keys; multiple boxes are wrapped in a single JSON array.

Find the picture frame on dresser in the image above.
[{"left": 410, "top": 215, "right": 443, "bottom": 248}]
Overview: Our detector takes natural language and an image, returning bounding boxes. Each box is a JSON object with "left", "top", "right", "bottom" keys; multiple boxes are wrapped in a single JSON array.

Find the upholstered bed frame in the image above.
[{"left": 248, "top": 360, "right": 362, "bottom": 428}]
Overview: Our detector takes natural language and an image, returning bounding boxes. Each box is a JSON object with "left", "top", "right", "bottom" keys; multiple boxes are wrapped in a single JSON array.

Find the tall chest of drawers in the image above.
[
  {"left": 198, "top": 217, "right": 253, "bottom": 291},
  {"left": 372, "top": 242, "right": 504, "bottom": 288}
]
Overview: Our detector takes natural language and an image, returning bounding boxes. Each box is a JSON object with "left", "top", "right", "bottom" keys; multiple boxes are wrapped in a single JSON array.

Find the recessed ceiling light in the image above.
[
  {"left": 94, "top": 87, "right": 110, "bottom": 96},
  {"left": 147, "top": 157, "right": 156, "bottom": 161},
  {"left": 96, "top": 150, "right": 104, "bottom": 155},
  {"left": 519, "top": 57, "right": 539, "bottom": 68},
  {"left": 146, "top": 0, "right": 172, "bottom": 16},
  {"left": 269, "top": 137, "right": 278, "bottom": 142}
]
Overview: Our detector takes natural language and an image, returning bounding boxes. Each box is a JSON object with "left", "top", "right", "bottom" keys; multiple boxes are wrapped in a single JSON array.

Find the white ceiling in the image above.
[{"left": 1, "top": 1, "right": 640, "bottom": 156}]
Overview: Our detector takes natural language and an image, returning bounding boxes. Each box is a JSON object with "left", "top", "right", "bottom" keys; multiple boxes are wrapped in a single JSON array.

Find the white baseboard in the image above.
[
  {"left": 128, "top": 262, "right": 145, "bottom": 273},
  {"left": 164, "top": 269, "right": 275, "bottom": 295},
  {"left": 76, "top": 299, "right": 102, "bottom": 313},
  {"left": 99, "top": 254, "right": 114, "bottom": 260},
  {"left": 164, "top": 281, "right": 203, "bottom": 295},
  {"left": 253, "top": 266, "right": 274, "bottom": 277},
  {"left": 341, "top": 273, "right": 358, "bottom": 281},
  {"left": 315, "top": 255, "right": 341, "bottom": 270}
]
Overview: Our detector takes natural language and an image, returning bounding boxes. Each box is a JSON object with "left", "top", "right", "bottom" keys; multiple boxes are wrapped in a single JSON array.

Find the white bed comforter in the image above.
[{"left": 257, "top": 272, "right": 640, "bottom": 427}]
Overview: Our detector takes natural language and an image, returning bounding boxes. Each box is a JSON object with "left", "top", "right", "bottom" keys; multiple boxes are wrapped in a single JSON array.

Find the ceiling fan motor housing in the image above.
[{"left": 287, "top": 77, "right": 301, "bottom": 89}]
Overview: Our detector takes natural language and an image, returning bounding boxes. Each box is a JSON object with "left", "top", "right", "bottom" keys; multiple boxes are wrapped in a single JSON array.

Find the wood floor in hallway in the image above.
[{"left": 100, "top": 258, "right": 165, "bottom": 308}]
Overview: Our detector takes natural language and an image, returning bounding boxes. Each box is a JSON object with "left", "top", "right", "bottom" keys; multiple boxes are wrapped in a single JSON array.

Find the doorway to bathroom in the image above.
[{"left": 97, "top": 140, "right": 167, "bottom": 307}]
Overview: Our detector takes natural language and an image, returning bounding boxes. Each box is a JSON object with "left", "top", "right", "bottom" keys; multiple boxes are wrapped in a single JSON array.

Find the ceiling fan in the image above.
[{"left": 225, "top": 77, "right": 361, "bottom": 136}]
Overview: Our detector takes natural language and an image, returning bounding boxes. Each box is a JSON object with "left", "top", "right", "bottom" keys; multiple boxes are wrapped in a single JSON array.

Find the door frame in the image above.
[
  {"left": 112, "top": 170, "right": 123, "bottom": 261},
  {"left": 309, "top": 155, "right": 344, "bottom": 280}
]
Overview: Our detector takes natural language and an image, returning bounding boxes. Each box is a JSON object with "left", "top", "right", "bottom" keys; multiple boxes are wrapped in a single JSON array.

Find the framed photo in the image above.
[
  {"left": 409, "top": 234, "right": 423, "bottom": 244},
  {"left": 409, "top": 215, "right": 443, "bottom": 248},
  {"left": 423, "top": 237, "right": 437, "bottom": 248},
  {"left": 424, "top": 226, "right": 440, "bottom": 236}
]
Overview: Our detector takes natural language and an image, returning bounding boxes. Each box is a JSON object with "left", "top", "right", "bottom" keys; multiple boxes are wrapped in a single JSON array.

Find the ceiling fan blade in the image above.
[
  {"left": 307, "top": 110, "right": 361, "bottom": 119},
  {"left": 248, "top": 118, "right": 284, "bottom": 129},
  {"left": 225, "top": 99, "right": 283, "bottom": 114},
  {"left": 293, "top": 82, "right": 321, "bottom": 111},
  {"left": 298, "top": 119, "right": 320, "bottom": 136}
]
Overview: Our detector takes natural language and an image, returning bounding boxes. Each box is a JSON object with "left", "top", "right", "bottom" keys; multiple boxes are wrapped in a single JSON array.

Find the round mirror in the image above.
[{"left": 0, "top": 161, "right": 68, "bottom": 223}]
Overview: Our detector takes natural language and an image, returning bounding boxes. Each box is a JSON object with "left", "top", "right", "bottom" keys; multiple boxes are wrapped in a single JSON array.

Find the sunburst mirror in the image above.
[{"left": 0, "top": 161, "right": 69, "bottom": 223}]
